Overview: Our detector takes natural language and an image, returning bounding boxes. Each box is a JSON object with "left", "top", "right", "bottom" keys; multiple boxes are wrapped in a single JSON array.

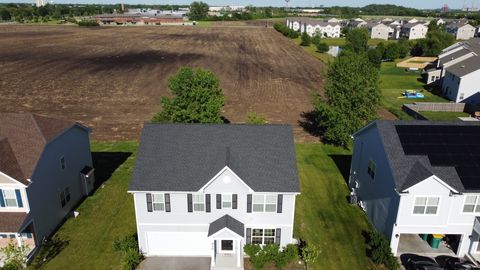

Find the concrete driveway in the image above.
[{"left": 137, "top": 257, "right": 211, "bottom": 270}]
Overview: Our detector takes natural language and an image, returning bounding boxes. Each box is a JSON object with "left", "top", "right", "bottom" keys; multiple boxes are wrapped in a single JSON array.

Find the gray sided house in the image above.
[
  {"left": 129, "top": 124, "right": 300, "bottom": 270},
  {"left": 0, "top": 113, "right": 94, "bottom": 259},
  {"left": 350, "top": 120, "right": 480, "bottom": 260}
]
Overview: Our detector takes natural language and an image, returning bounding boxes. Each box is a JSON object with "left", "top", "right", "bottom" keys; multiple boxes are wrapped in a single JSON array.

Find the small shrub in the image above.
[
  {"left": 121, "top": 248, "right": 144, "bottom": 270},
  {"left": 0, "top": 242, "right": 27, "bottom": 270},
  {"left": 113, "top": 233, "right": 143, "bottom": 270},
  {"left": 113, "top": 234, "right": 138, "bottom": 252},
  {"left": 300, "top": 32, "right": 311, "bottom": 46},
  {"left": 364, "top": 230, "right": 399, "bottom": 270},
  {"left": 273, "top": 22, "right": 299, "bottom": 39},
  {"left": 316, "top": 42, "right": 329, "bottom": 53},
  {"left": 311, "top": 35, "right": 321, "bottom": 46},
  {"left": 244, "top": 244, "right": 261, "bottom": 257},
  {"left": 246, "top": 112, "right": 267, "bottom": 124},
  {"left": 78, "top": 20, "right": 99, "bottom": 27},
  {"left": 301, "top": 244, "right": 320, "bottom": 270},
  {"left": 244, "top": 244, "right": 298, "bottom": 270}
]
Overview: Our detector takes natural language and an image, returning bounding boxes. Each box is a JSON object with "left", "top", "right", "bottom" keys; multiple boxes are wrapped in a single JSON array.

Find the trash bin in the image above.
[
  {"left": 420, "top": 234, "right": 429, "bottom": 241},
  {"left": 430, "top": 234, "right": 443, "bottom": 249}
]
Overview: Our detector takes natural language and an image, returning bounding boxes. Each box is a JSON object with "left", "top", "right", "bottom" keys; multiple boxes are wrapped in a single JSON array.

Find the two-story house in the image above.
[
  {"left": 0, "top": 113, "right": 94, "bottom": 259},
  {"left": 350, "top": 120, "right": 480, "bottom": 260},
  {"left": 401, "top": 22, "right": 428, "bottom": 40},
  {"left": 129, "top": 124, "right": 300, "bottom": 269}
]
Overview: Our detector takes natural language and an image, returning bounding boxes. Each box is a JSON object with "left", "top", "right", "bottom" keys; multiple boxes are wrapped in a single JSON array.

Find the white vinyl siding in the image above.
[
  {"left": 252, "top": 194, "right": 277, "bottom": 213},
  {"left": 413, "top": 197, "right": 439, "bottom": 215}
]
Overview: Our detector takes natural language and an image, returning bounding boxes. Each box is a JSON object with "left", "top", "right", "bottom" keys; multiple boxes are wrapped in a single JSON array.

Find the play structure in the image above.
[{"left": 399, "top": 90, "right": 425, "bottom": 99}]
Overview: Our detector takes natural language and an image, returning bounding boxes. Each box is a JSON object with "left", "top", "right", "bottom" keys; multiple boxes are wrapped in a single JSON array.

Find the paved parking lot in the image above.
[{"left": 137, "top": 257, "right": 210, "bottom": 270}]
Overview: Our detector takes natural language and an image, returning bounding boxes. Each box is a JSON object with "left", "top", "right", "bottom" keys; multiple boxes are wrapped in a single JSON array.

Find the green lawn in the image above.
[
  {"left": 318, "top": 38, "right": 397, "bottom": 47},
  {"left": 294, "top": 144, "right": 375, "bottom": 270},
  {"left": 37, "top": 142, "right": 374, "bottom": 270},
  {"left": 38, "top": 141, "right": 138, "bottom": 270},
  {"left": 379, "top": 61, "right": 448, "bottom": 119},
  {"left": 419, "top": 111, "right": 469, "bottom": 121}
]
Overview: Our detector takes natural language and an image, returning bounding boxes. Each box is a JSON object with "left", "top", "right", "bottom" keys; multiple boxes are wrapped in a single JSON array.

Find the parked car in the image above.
[
  {"left": 443, "top": 257, "right": 480, "bottom": 270},
  {"left": 406, "top": 257, "right": 442, "bottom": 270}
]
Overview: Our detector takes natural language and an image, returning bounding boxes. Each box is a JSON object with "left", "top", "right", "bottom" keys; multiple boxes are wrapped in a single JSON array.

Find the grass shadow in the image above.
[
  {"left": 328, "top": 154, "right": 352, "bottom": 186},
  {"left": 91, "top": 152, "right": 132, "bottom": 192},
  {"left": 28, "top": 236, "right": 69, "bottom": 269}
]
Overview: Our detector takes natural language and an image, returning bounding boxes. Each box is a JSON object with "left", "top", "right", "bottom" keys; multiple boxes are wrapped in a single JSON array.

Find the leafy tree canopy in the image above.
[
  {"left": 152, "top": 67, "right": 225, "bottom": 124},
  {"left": 314, "top": 50, "right": 380, "bottom": 146},
  {"left": 344, "top": 28, "right": 369, "bottom": 54},
  {"left": 189, "top": 1, "right": 209, "bottom": 21}
]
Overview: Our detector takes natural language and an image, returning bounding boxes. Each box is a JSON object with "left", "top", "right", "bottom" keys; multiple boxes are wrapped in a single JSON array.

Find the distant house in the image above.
[
  {"left": 368, "top": 22, "right": 390, "bottom": 40},
  {"left": 302, "top": 20, "right": 342, "bottom": 38},
  {"left": 94, "top": 13, "right": 185, "bottom": 25},
  {"left": 446, "top": 22, "right": 477, "bottom": 40},
  {"left": 441, "top": 55, "right": 480, "bottom": 103},
  {"left": 349, "top": 19, "right": 367, "bottom": 29},
  {"left": 0, "top": 113, "right": 93, "bottom": 259},
  {"left": 401, "top": 22, "right": 428, "bottom": 40},
  {"left": 129, "top": 124, "right": 300, "bottom": 269},
  {"left": 350, "top": 120, "right": 480, "bottom": 259}
]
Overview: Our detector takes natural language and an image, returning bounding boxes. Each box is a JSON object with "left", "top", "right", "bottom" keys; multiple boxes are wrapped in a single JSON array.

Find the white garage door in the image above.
[{"left": 146, "top": 232, "right": 211, "bottom": 256}]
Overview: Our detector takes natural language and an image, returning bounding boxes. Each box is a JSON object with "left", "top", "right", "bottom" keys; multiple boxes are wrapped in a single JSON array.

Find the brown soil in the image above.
[{"left": 0, "top": 25, "right": 324, "bottom": 142}]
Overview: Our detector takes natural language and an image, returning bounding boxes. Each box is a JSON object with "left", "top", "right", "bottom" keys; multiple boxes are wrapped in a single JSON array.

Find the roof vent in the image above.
[{"left": 461, "top": 65, "right": 465, "bottom": 68}]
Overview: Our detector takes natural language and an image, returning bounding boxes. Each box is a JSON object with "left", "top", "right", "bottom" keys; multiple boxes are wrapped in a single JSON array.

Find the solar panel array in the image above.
[{"left": 395, "top": 125, "right": 480, "bottom": 190}]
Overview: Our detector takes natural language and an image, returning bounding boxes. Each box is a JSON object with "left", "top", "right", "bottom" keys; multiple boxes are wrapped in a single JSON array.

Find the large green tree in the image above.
[
  {"left": 152, "top": 67, "right": 225, "bottom": 123},
  {"left": 410, "top": 30, "right": 455, "bottom": 57},
  {"left": 189, "top": 1, "right": 209, "bottom": 21},
  {"left": 344, "top": 28, "right": 369, "bottom": 53},
  {"left": 314, "top": 51, "right": 380, "bottom": 146}
]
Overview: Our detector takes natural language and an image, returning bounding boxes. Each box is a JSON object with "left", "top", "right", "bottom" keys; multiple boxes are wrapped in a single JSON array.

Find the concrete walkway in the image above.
[{"left": 137, "top": 257, "right": 211, "bottom": 270}]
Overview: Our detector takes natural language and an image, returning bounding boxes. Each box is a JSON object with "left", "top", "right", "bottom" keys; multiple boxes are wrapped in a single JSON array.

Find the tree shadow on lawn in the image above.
[
  {"left": 91, "top": 152, "right": 132, "bottom": 192},
  {"left": 298, "top": 111, "right": 324, "bottom": 138}
]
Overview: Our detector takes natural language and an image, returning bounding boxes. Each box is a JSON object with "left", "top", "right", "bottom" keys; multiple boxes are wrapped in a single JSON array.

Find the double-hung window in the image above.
[
  {"left": 252, "top": 194, "right": 277, "bottom": 213},
  {"left": 193, "top": 194, "right": 205, "bottom": 212},
  {"left": 2, "top": 189, "right": 17, "bottom": 207},
  {"left": 463, "top": 195, "right": 480, "bottom": 213},
  {"left": 251, "top": 228, "right": 276, "bottom": 245},
  {"left": 60, "top": 187, "right": 71, "bottom": 208},
  {"left": 222, "top": 194, "right": 232, "bottom": 209},
  {"left": 413, "top": 197, "right": 439, "bottom": 215},
  {"left": 152, "top": 194, "right": 165, "bottom": 211}
]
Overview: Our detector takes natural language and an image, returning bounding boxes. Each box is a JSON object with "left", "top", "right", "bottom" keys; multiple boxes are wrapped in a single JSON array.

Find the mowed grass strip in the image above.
[
  {"left": 379, "top": 61, "right": 448, "bottom": 119},
  {"left": 420, "top": 111, "right": 470, "bottom": 121},
  {"left": 294, "top": 144, "right": 375, "bottom": 270},
  {"left": 41, "top": 141, "right": 138, "bottom": 270}
]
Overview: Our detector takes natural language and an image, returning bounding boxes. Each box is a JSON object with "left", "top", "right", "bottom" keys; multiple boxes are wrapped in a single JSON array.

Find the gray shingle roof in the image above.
[
  {"left": 445, "top": 56, "right": 480, "bottom": 77},
  {"left": 439, "top": 48, "right": 473, "bottom": 64},
  {"left": 371, "top": 120, "right": 480, "bottom": 192},
  {"left": 208, "top": 215, "right": 244, "bottom": 237},
  {"left": 129, "top": 124, "right": 299, "bottom": 192}
]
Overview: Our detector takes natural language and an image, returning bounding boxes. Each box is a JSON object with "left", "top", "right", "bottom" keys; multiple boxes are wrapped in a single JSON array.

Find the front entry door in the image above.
[{"left": 220, "top": 240, "right": 234, "bottom": 253}]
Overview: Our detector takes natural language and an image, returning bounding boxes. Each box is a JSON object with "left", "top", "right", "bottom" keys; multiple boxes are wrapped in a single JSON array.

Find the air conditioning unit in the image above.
[{"left": 349, "top": 192, "right": 358, "bottom": 205}]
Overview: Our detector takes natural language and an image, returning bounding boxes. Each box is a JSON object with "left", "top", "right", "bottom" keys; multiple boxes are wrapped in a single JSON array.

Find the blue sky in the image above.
[{"left": 0, "top": 0, "right": 474, "bottom": 9}]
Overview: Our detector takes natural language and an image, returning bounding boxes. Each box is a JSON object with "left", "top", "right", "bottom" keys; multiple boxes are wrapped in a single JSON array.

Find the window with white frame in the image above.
[
  {"left": 193, "top": 194, "right": 205, "bottom": 212},
  {"left": 251, "top": 228, "right": 275, "bottom": 245},
  {"left": 252, "top": 194, "right": 277, "bottom": 212},
  {"left": 463, "top": 195, "right": 480, "bottom": 213},
  {"left": 413, "top": 197, "right": 439, "bottom": 215},
  {"left": 152, "top": 194, "right": 165, "bottom": 211},
  {"left": 222, "top": 194, "right": 232, "bottom": 209},
  {"left": 2, "top": 189, "right": 17, "bottom": 207},
  {"left": 367, "top": 160, "right": 376, "bottom": 179}
]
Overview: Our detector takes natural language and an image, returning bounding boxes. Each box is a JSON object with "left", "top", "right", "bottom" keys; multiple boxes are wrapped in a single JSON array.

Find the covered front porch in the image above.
[
  {"left": 208, "top": 215, "right": 245, "bottom": 270},
  {"left": 0, "top": 213, "right": 37, "bottom": 265}
]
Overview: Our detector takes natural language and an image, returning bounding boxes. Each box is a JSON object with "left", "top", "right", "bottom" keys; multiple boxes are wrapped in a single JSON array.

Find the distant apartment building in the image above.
[
  {"left": 446, "top": 22, "right": 476, "bottom": 40},
  {"left": 286, "top": 18, "right": 342, "bottom": 38},
  {"left": 401, "top": 22, "right": 428, "bottom": 40},
  {"left": 367, "top": 22, "right": 390, "bottom": 40}
]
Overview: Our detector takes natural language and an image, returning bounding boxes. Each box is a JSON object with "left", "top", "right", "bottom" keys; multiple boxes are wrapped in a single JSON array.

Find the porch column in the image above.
[
  {"left": 211, "top": 240, "right": 216, "bottom": 267},
  {"left": 237, "top": 239, "right": 241, "bottom": 267},
  {"left": 16, "top": 233, "right": 22, "bottom": 247}
]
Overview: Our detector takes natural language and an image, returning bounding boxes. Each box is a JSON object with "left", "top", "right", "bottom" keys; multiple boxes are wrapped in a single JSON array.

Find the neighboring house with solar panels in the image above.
[
  {"left": 350, "top": 120, "right": 480, "bottom": 260},
  {"left": 128, "top": 124, "right": 300, "bottom": 269},
  {"left": 0, "top": 113, "right": 93, "bottom": 261}
]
